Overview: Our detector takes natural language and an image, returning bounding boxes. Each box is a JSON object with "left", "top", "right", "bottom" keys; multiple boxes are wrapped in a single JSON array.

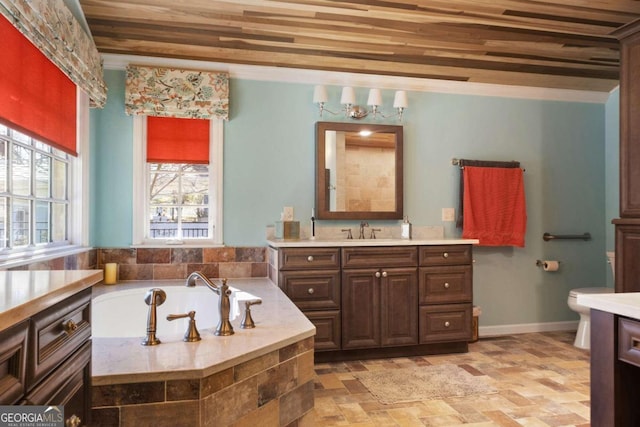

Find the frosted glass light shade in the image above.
[
  {"left": 313, "top": 85, "right": 328, "bottom": 103},
  {"left": 367, "top": 88, "right": 382, "bottom": 106},
  {"left": 340, "top": 86, "right": 356, "bottom": 105},
  {"left": 393, "top": 90, "right": 408, "bottom": 108}
]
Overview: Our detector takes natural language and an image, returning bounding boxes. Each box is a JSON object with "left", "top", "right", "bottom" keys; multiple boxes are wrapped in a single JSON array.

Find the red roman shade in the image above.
[
  {"left": 0, "top": 15, "right": 77, "bottom": 155},
  {"left": 147, "top": 116, "right": 210, "bottom": 164}
]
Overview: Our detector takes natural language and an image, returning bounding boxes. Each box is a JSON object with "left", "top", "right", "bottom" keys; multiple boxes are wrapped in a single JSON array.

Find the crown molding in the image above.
[{"left": 102, "top": 53, "right": 614, "bottom": 104}]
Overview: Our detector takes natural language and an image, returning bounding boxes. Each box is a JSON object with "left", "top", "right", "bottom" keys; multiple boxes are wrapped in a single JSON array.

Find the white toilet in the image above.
[{"left": 567, "top": 252, "right": 615, "bottom": 350}]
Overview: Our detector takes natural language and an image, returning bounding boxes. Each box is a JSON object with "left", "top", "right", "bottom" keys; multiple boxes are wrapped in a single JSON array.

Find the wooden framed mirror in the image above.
[{"left": 315, "top": 121, "right": 403, "bottom": 220}]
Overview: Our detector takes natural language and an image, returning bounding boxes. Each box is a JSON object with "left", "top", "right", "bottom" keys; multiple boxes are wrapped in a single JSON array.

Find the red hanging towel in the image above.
[{"left": 462, "top": 166, "right": 527, "bottom": 247}]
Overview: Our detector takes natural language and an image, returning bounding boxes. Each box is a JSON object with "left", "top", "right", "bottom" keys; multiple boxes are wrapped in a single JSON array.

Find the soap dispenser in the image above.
[{"left": 401, "top": 216, "right": 412, "bottom": 239}]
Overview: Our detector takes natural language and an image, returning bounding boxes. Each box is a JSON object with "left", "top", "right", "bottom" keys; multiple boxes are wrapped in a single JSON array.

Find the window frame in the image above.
[
  {"left": 132, "top": 116, "right": 224, "bottom": 246},
  {"left": 0, "top": 92, "right": 90, "bottom": 268}
]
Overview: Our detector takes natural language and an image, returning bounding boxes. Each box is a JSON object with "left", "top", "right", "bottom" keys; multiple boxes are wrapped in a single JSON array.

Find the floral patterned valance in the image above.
[
  {"left": 125, "top": 65, "right": 229, "bottom": 120},
  {"left": 0, "top": 0, "right": 107, "bottom": 108}
]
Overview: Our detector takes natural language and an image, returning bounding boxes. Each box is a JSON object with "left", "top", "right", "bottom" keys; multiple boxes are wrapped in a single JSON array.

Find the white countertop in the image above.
[
  {"left": 267, "top": 238, "right": 478, "bottom": 248},
  {"left": 91, "top": 278, "right": 315, "bottom": 385},
  {"left": 578, "top": 292, "right": 640, "bottom": 320},
  {"left": 0, "top": 270, "right": 103, "bottom": 331}
]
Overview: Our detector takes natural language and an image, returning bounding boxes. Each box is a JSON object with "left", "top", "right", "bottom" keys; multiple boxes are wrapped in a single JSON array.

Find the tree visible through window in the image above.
[
  {"left": 0, "top": 124, "right": 69, "bottom": 249},
  {"left": 148, "top": 163, "right": 210, "bottom": 240}
]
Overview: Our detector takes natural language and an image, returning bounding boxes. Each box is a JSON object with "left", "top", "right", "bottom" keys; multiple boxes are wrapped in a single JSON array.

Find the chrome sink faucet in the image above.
[
  {"left": 186, "top": 271, "right": 234, "bottom": 336},
  {"left": 359, "top": 221, "right": 369, "bottom": 239}
]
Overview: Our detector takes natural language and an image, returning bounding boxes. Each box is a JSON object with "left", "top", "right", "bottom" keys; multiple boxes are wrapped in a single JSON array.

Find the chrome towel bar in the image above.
[{"left": 543, "top": 232, "right": 591, "bottom": 241}]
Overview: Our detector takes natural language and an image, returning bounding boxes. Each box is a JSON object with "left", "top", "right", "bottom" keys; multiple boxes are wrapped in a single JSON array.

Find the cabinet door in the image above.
[
  {"left": 342, "top": 269, "right": 380, "bottom": 349},
  {"left": 615, "top": 221, "right": 640, "bottom": 292},
  {"left": 306, "top": 311, "right": 341, "bottom": 351},
  {"left": 381, "top": 268, "right": 418, "bottom": 347}
]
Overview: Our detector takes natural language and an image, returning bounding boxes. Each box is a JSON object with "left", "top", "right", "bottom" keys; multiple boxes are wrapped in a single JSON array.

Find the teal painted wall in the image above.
[
  {"left": 90, "top": 70, "right": 133, "bottom": 246},
  {"left": 91, "top": 70, "right": 613, "bottom": 327}
]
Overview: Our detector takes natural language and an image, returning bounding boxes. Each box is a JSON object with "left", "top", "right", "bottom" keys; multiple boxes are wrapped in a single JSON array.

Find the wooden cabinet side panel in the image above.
[
  {"left": 342, "top": 270, "right": 380, "bottom": 349},
  {"left": 620, "top": 33, "right": 640, "bottom": 217},
  {"left": 0, "top": 320, "right": 29, "bottom": 404},
  {"left": 615, "top": 225, "right": 640, "bottom": 292}
]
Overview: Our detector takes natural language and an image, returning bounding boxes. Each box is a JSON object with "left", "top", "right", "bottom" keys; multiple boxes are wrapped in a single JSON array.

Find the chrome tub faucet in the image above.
[{"left": 186, "top": 271, "right": 234, "bottom": 336}]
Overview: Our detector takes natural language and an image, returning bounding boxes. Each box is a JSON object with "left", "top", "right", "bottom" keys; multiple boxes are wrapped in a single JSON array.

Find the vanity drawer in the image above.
[
  {"left": 0, "top": 320, "right": 29, "bottom": 404},
  {"left": 342, "top": 246, "right": 417, "bottom": 269},
  {"left": 419, "top": 266, "right": 472, "bottom": 304},
  {"left": 279, "top": 248, "right": 340, "bottom": 270},
  {"left": 618, "top": 317, "right": 640, "bottom": 368},
  {"left": 306, "top": 310, "right": 341, "bottom": 351},
  {"left": 419, "top": 304, "right": 472, "bottom": 343},
  {"left": 27, "top": 288, "right": 91, "bottom": 390},
  {"left": 419, "top": 245, "right": 472, "bottom": 266},
  {"left": 280, "top": 270, "right": 341, "bottom": 310}
]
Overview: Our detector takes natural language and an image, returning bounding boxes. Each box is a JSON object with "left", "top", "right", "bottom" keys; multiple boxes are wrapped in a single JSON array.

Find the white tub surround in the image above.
[
  {"left": 0, "top": 270, "right": 103, "bottom": 330},
  {"left": 577, "top": 292, "right": 640, "bottom": 426},
  {"left": 92, "top": 278, "right": 314, "bottom": 384}
]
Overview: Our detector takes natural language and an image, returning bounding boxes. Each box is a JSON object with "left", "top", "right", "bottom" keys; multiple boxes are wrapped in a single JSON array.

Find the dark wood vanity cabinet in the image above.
[
  {"left": 0, "top": 288, "right": 92, "bottom": 426},
  {"left": 278, "top": 247, "right": 342, "bottom": 351},
  {"left": 418, "top": 245, "right": 473, "bottom": 343},
  {"left": 271, "top": 243, "right": 473, "bottom": 358}
]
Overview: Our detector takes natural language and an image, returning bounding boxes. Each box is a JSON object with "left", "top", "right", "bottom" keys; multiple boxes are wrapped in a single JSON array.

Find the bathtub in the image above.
[
  {"left": 90, "top": 278, "right": 316, "bottom": 426},
  {"left": 92, "top": 284, "right": 258, "bottom": 339}
]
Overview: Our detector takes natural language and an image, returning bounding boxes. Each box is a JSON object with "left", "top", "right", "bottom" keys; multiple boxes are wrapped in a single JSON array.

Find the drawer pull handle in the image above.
[
  {"left": 443, "top": 252, "right": 449, "bottom": 258},
  {"left": 382, "top": 271, "right": 388, "bottom": 278},
  {"left": 375, "top": 271, "right": 381, "bottom": 278},
  {"left": 63, "top": 319, "right": 78, "bottom": 334},
  {"left": 444, "top": 321, "right": 451, "bottom": 327},
  {"left": 307, "top": 255, "right": 314, "bottom": 262},
  {"left": 307, "top": 288, "right": 315, "bottom": 294},
  {"left": 443, "top": 282, "right": 450, "bottom": 289},
  {"left": 66, "top": 415, "right": 82, "bottom": 427}
]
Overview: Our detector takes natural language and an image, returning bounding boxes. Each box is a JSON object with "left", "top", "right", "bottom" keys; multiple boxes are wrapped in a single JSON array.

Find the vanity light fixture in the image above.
[{"left": 313, "top": 85, "right": 408, "bottom": 121}]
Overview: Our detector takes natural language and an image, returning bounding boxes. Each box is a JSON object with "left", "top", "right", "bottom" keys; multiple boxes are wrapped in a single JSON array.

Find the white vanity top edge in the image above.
[
  {"left": 266, "top": 238, "right": 478, "bottom": 248},
  {"left": 577, "top": 292, "right": 640, "bottom": 320}
]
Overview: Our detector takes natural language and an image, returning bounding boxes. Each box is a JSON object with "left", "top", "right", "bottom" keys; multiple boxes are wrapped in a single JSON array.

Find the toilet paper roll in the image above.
[{"left": 543, "top": 260, "right": 560, "bottom": 272}]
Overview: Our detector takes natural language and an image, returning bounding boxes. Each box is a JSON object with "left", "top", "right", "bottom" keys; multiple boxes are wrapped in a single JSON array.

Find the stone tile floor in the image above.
[{"left": 313, "top": 331, "right": 591, "bottom": 426}]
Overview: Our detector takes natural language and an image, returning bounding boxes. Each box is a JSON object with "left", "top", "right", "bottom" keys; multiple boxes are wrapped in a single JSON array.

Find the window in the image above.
[
  {"left": 148, "top": 163, "right": 210, "bottom": 240},
  {"left": 0, "top": 123, "right": 70, "bottom": 249},
  {"left": 133, "top": 117, "right": 223, "bottom": 245}
]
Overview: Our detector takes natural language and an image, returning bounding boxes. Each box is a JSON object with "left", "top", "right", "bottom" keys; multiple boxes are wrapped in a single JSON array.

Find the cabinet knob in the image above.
[
  {"left": 307, "top": 255, "right": 314, "bottom": 262},
  {"left": 375, "top": 271, "right": 381, "bottom": 278},
  {"left": 307, "top": 288, "right": 314, "bottom": 294},
  {"left": 443, "top": 252, "right": 449, "bottom": 258},
  {"left": 381, "top": 271, "right": 388, "bottom": 278},
  {"left": 66, "top": 415, "right": 82, "bottom": 427},
  {"left": 444, "top": 321, "right": 451, "bottom": 328},
  {"left": 443, "top": 282, "right": 450, "bottom": 289},
  {"left": 63, "top": 319, "right": 78, "bottom": 334}
]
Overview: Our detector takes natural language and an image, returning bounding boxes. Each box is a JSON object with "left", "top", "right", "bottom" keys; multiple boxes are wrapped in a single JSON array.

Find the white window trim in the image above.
[
  {"left": 132, "top": 116, "right": 224, "bottom": 247},
  {"left": 0, "top": 90, "right": 91, "bottom": 268}
]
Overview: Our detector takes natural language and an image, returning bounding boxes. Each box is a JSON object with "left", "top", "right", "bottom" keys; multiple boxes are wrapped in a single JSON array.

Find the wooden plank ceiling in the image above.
[{"left": 80, "top": 0, "right": 640, "bottom": 92}]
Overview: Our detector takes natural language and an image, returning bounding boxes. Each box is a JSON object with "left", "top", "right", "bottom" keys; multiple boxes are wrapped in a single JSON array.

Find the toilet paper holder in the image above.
[{"left": 536, "top": 259, "right": 561, "bottom": 268}]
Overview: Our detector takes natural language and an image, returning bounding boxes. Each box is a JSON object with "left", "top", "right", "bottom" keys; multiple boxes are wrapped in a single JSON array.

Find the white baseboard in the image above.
[{"left": 479, "top": 321, "right": 578, "bottom": 338}]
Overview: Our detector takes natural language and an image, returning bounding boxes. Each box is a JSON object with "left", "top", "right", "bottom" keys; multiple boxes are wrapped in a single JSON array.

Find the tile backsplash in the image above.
[
  {"left": 98, "top": 247, "right": 267, "bottom": 281},
  {"left": 4, "top": 247, "right": 268, "bottom": 281}
]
